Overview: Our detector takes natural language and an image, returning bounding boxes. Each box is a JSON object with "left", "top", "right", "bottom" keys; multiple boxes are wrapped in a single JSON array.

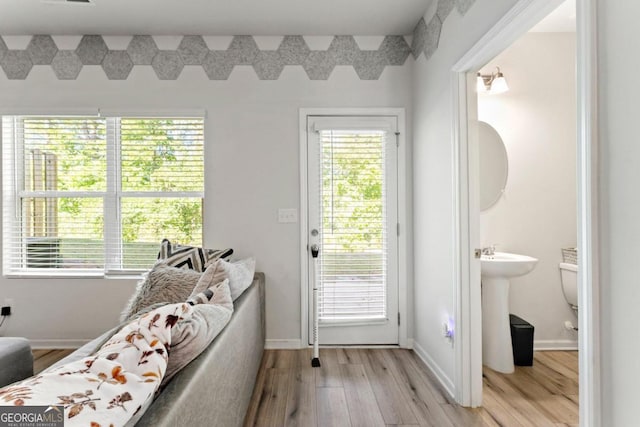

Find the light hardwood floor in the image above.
[
  {"left": 33, "top": 348, "right": 578, "bottom": 427},
  {"left": 243, "top": 348, "right": 578, "bottom": 427},
  {"left": 32, "top": 349, "right": 74, "bottom": 374}
]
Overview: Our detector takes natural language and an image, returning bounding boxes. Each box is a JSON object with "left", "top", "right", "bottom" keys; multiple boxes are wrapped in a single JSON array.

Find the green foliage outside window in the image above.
[
  {"left": 321, "top": 132, "right": 384, "bottom": 253},
  {"left": 22, "top": 117, "right": 203, "bottom": 269}
]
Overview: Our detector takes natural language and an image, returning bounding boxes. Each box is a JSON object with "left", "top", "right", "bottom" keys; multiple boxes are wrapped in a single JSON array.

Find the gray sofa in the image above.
[
  {"left": 0, "top": 338, "right": 33, "bottom": 387},
  {"left": 45, "top": 273, "right": 265, "bottom": 427},
  {"left": 137, "top": 272, "right": 265, "bottom": 426}
]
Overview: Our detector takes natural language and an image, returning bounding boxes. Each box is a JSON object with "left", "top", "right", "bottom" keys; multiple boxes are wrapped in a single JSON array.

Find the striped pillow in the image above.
[{"left": 158, "top": 239, "right": 233, "bottom": 272}]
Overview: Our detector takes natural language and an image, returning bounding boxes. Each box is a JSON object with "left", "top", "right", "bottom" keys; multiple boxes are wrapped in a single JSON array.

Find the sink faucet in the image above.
[{"left": 482, "top": 245, "right": 496, "bottom": 256}]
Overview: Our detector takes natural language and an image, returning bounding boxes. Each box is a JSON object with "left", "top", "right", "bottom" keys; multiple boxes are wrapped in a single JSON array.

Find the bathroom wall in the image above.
[{"left": 478, "top": 32, "right": 577, "bottom": 349}]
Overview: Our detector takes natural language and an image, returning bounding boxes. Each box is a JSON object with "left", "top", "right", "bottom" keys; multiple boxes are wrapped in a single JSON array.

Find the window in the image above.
[{"left": 2, "top": 115, "right": 204, "bottom": 276}]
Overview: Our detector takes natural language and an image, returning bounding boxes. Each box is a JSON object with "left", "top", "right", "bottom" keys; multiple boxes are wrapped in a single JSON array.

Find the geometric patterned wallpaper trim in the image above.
[
  {"left": 411, "top": 0, "right": 477, "bottom": 61},
  {"left": 0, "top": 0, "right": 475, "bottom": 80},
  {"left": 0, "top": 34, "right": 413, "bottom": 81}
]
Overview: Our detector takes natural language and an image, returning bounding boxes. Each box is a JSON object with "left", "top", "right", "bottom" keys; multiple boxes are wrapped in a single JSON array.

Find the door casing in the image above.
[
  {"left": 299, "top": 108, "right": 409, "bottom": 349},
  {"left": 451, "top": 2, "right": 600, "bottom": 427}
]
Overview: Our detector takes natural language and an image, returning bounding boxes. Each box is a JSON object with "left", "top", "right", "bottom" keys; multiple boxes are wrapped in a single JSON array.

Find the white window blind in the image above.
[
  {"left": 2, "top": 115, "right": 204, "bottom": 276},
  {"left": 317, "top": 129, "right": 388, "bottom": 322}
]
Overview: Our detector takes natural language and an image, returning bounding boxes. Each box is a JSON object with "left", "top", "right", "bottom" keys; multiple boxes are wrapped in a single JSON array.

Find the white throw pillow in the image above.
[
  {"left": 190, "top": 257, "right": 256, "bottom": 301},
  {"left": 163, "top": 278, "right": 233, "bottom": 385}
]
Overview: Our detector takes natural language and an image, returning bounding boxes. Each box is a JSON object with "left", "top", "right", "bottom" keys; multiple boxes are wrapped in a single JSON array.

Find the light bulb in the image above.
[
  {"left": 489, "top": 75, "right": 509, "bottom": 94},
  {"left": 476, "top": 73, "right": 487, "bottom": 93}
]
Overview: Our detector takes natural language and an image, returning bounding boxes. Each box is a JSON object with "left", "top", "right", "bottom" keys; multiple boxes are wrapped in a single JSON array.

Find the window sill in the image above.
[{"left": 4, "top": 270, "right": 146, "bottom": 280}]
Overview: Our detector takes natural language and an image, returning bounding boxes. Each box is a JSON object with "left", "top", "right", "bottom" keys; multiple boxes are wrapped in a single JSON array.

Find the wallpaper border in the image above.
[
  {"left": 0, "top": 35, "right": 412, "bottom": 81},
  {"left": 411, "top": 0, "right": 478, "bottom": 61}
]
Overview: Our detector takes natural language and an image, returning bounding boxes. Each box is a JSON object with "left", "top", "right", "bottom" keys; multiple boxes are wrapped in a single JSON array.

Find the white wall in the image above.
[
  {"left": 478, "top": 32, "right": 578, "bottom": 349},
  {"left": 412, "top": 0, "right": 518, "bottom": 389},
  {"left": 598, "top": 1, "right": 640, "bottom": 424},
  {"left": 413, "top": 0, "right": 639, "bottom": 424},
  {"left": 0, "top": 56, "right": 413, "bottom": 347}
]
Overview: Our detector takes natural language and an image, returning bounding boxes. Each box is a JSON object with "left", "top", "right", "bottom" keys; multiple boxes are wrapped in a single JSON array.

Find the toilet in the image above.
[{"left": 559, "top": 262, "right": 578, "bottom": 314}]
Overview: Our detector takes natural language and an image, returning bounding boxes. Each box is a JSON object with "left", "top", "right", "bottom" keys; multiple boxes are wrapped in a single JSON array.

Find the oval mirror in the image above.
[{"left": 478, "top": 121, "right": 508, "bottom": 211}]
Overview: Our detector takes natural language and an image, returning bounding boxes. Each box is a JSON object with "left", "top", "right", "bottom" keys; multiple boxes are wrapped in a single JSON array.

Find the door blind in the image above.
[{"left": 317, "top": 129, "right": 388, "bottom": 322}]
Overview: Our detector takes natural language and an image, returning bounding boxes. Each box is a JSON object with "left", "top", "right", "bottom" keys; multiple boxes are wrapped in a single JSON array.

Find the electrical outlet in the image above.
[
  {"left": 2, "top": 299, "right": 13, "bottom": 316},
  {"left": 442, "top": 322, "right": 453, "bottom": 341}
]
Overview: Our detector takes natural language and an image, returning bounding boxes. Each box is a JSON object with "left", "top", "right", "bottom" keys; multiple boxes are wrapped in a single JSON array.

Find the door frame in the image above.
[
  {"left": 299, "top": 107, "right": 409, "bottom": 348},
  {"left": 451, "top": 1, "right": 600, "bottom": 426}
]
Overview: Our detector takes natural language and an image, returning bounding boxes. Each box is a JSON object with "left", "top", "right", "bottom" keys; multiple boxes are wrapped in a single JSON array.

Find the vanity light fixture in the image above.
[{"left": 477, "top": 67, "right": 509, "bottom": 94}]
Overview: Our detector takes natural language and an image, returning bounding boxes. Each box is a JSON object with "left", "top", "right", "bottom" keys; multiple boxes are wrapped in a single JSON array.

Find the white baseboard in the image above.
[
  {"left": 265, "top": 339, "right": 302, "bottom": 349},
  {"left": 30, "top": 339, "right": 89, "bottom": 349},
  {"left": 264, "top": 340, "right": 412, "bottom": 350},
  {"left": 412, "top": 340, "right": 455, "bottom": 398},
  {"left": 534, "top": 339, "right": 578, "bottom": 351}
]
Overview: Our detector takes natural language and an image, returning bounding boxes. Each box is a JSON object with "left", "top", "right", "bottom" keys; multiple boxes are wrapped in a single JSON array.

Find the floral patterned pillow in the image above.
[{"left": 0, "top": 302, "right": 194, "bottom": 426}]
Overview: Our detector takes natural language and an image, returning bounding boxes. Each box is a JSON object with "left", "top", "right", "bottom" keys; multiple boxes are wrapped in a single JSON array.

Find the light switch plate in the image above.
[{"left": 278, "top": 208, "right": 298, "bottom": 223}]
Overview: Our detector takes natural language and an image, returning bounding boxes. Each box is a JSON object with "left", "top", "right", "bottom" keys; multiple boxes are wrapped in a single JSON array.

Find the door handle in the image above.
[
  {"left": 310, "top": 244, "right": 320, "bottom": 258},
  {"left": 311, "top": 229, "right": 319, "bottom": 236}
]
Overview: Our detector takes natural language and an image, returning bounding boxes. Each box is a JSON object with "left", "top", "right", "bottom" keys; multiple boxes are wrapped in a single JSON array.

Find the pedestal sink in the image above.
[{"left": 481, "top": 252, "right": 538, "bottom": 373}]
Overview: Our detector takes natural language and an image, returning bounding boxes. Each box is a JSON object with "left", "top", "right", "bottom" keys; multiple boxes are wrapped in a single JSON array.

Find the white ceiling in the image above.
[
  {"left": 0, "top": 0, "right": 432, "bottom": 36},
  {"left": 529, "top": 0, "right": 576, "bottom": 33}
]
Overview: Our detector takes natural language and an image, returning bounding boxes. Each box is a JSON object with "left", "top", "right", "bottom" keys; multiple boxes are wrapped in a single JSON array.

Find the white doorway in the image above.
[
  {"left": 451, "top": 0, "right": 599, "bottom": 426},
  {"left": 299, "top": 108, "right": 408, "bottom": 347}
]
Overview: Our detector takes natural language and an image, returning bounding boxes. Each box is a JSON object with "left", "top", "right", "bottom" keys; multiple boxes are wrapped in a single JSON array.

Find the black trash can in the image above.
[{"left": 510, "top": 314, "right": 534, "bottom": 366}]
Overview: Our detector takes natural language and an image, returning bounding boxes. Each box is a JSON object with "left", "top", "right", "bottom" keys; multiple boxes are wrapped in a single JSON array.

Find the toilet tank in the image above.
[{"left": 559, "top": 262, "right": 578, "bottom": 308}]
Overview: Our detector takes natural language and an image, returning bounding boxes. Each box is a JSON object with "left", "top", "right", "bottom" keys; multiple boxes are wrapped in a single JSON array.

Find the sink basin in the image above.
[
  {"left": 480, "top": 251, "right": 538, "bottom": 374},
  {"left": 481, "top": 252, "right": 538, "bottom": 278}
]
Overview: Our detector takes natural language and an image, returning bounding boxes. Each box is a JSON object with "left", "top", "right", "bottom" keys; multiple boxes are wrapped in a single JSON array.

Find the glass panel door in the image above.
[{"left": 307, "top": 116, "right": 398, "bottom": 345}]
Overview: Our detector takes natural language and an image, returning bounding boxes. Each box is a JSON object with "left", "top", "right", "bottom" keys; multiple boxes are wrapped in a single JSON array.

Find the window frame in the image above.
[{"left": 2, "top": 112, "right": 206, "bottom": 278}]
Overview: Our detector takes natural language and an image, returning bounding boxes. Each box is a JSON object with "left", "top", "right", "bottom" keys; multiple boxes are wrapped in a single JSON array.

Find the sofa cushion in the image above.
[
  {"left": 55, "top": 276, "right": 234, "bottom": 387},
  {"left": 0, "top": 338, "right": 33, "bottom": 387}
]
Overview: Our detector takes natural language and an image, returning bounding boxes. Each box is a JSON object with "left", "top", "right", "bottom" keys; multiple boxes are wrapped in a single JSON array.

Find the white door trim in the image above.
[
  {"left": 299, "top": 107, "right": 408, "bottom": 348},
  {"left": 451, "top": 1, "right": 600, "bottom": 426},
  {"left": 576, "top": 0, "right": 601, "bottom": 424}
]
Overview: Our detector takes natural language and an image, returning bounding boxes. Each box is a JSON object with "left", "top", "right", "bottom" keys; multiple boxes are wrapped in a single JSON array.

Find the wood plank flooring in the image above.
[
  {"left": 244, "top": 349, "right": 578, "bottom": 427},
  {"left": 32, "top": 348, "right": 578, "bottom": 427},
  {"left": 32, "top": 349, "right": 74, "bottom": 374}
]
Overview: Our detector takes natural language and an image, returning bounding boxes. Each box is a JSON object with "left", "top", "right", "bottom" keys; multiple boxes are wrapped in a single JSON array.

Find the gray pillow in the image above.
[
  {"left": 190, "top": 257, "right": 256, "bottom": 301},
  {"left": 120, "top": 262, "right": 202, "bottom": 322},
  {"left": 162, "top": 277, "right": 234, "bottom": 385}
]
